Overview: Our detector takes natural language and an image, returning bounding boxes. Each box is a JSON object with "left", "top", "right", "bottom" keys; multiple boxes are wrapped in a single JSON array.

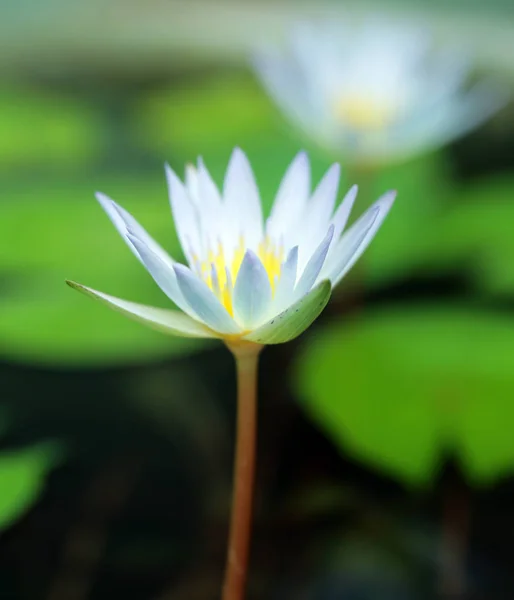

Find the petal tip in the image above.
[
  {"left": 330, "top": 162, "right": 341, "bottom": 176},
  {"left": 242, "top": 248, "right": 259, "bottom": 263},
  {"left": 230, "top": 146, "right": 251, "bottom": 167},
  {"left": 295, "top": 149, "right": 309, "bottom": 163},
  {"left": 172, "top": 263, "right": 188, "bottom": 278},
  {"left": 165, "top": 163, "right": 188, "bottom": 198},
  {"left": 95, "top": 191, "right": 111, "bottom": 205},
  {"left": 382, "top": 190, "right": 397, "bottom": 206},
  {"left": 65, "top": 279, "right": 87, "bottom": 294},
  {"left": 164, "top": 162, "right": 179, "bottom": 183}
]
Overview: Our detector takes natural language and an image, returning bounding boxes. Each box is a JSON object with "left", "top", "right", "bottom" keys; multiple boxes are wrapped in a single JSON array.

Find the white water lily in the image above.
[
  {"left": 254, "top": 20, "right": 507, "bottom": 165},
  {"left": 67, "top": 149, "right": 395, "bottom": 344}
]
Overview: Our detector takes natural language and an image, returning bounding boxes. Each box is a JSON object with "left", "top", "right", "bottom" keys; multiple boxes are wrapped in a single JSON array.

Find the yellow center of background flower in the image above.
[
  {"left": 333, "top": 96, "right": 394, "bottom": 130},
  {"left": 199, "top": 237, "right": 283, "bottom": 315}
]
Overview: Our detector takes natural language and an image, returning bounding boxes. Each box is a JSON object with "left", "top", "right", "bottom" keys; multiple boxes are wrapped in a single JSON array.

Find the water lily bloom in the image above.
[
  {"left": 254, "top": 20, "right": 507, "bottom": 165},
  {"left": 67, "top": 149, "right": 395, "bottom": 344}
]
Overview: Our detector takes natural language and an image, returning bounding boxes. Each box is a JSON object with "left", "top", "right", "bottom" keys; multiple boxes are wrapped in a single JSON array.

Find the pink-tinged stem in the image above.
[{"left": 222, "top": 341, "right": 263, "bottom": 600}]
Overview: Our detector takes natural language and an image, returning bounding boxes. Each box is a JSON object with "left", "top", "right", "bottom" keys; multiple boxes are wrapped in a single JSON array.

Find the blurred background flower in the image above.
[
  {"left": 0, "top": 1, "right": 514, "bottom": 599},
  {"left": 254, "top": 18, "right": 508, "bottom": 167}
]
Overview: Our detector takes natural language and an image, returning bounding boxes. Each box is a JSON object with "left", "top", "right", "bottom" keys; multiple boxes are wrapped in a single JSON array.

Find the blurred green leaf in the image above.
[
  {"left": 435, "top": 176, "right": 514, "bottom": 295},
  {"left": 137, "top": 73, "right": 337, "bottom": 213},
  {"left": 295, "top": 306, "right": 514, "bottom": 487},
  {"left": 0, "top": 442, "right": 63, "bottom": 530},
  {"left": 138, "top": 75, "right": 277, "bottom": 156},
  {"left": 0, "top": 88, "right": 100, "bottom": 167},
  {"left": 0, "top": 174, "right": 210, "bottom": 365},
  {"left": 357, "top": 152, "right": 452, "bottom": 287}
]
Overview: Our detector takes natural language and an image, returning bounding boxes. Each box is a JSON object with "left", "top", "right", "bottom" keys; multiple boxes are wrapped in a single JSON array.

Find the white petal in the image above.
[
  {"left": 267, "top": 152, "right": 310, "bottom": 239},
  {"left": 425, "top": 81, "right": 509, "bottom": 147},
  {"left": 232, "top": 250, "right": 272, "bottom": 329},
  {"left": 196, "top": 157, "right": 224, "bottom": 249},
  {"left": 294, "top": 164, "right": 340, "bottom": 272},
  {"left": 273, "top": 246, "right": 298, "bottom": 310},
  {"left": 66, "top": 281, "right": 216, "bottom": 339},
  {"left": 294, "top": 225, "right": 334, "bottom": 298},
  {"left": 459, "top": 80, "right": 510, "bottom": 129},
  {"left": 244, "top": 280, "right": 331, "bottom": 345},
  {"left": 331, "top": 185, "right": 358, "bottom": 241},
  {"left": 305, "top": 163, "right": 340, "bottom": 231},
  {"left": 253, "top": 49, "right": 327, "bottom": 142},
  {"left": 185, "top": 164, "right": 200, "bottom": 204},
  {"left": 127, "top": 234, "right": 194, "bottom": 317},
  {"left": 223, "top": 148, "right": 263, "bottom": 249},
  {"left": 173, "top": 264, "right": 241, "bottom": 335},
  {"left": 327, "top": 191, "right": 396, "bottom": 287},
  {"left": 210, "top": 263, "right": 221, "bottom": 297},
  {"left": 289, "top": 23, "right": 332, "bottom": 91},
  {"left": 197, "top": 157, "right": 222, "bottom": 210},
  {"left": 165, "top": 163, "right": 202, "bottom": 263},
  {"left": 96, "top": 192, "right": 174, "bottom": 267},
  {"left": 375, "top": 82, "right": 509, "bottom": 164}
]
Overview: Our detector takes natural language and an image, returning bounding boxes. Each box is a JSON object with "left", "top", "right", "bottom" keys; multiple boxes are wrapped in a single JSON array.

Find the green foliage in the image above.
[
  {"left": 0, "top": 175, "right": 207, "bottom": 365},
  {"left": 0, "top": 410, "right": 64, "bottom": 531},
  {"left": 136, "top": 73, "right": 334, "bottom": 213},
  {"left": 357, "top": 152, "right": 452, "bottom": 287},
  {"left": 0, "top": 88, "right": 100, "bottom": 167},
  {"left": 0, "top": 442, "right": 63, "bottom": 531},
  {"left": 295, "top": 306, "right": 514, "bottom": 487},
  {"left": 437, "top": 176, "right": 514, "bottom": 295}
]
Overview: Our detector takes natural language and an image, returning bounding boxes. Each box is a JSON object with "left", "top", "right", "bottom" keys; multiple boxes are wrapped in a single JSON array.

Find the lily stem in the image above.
[{"left": 222, "top": 342, "right": 262, "bottom": 600}]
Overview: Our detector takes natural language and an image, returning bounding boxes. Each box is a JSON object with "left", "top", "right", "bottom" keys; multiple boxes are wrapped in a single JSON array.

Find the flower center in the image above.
[
  {"left": 332, "top": 95, "right": 394, "bottom": 131},
  {"left": 198, "top": 237, "right": 284, "bottom": 315}
]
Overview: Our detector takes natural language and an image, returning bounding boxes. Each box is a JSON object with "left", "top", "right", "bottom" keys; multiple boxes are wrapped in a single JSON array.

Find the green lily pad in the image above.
[
  {"left": 295, "top": 305, "right": 514, "bottom": 487},
  {"left": 0, "top": 88, "right": 100, "bottom": 167},
  {"left": 0, "top": 175, "right": 210, "bottom": 365},
  {"left": 361, "top": 153, "right": 452, "bottom": 286},
  {"left": 136, "top": 73, "right": 342, "bottom": 211},
  {"left": 435, "top": 176, "right": 514, "bottom": 295}
]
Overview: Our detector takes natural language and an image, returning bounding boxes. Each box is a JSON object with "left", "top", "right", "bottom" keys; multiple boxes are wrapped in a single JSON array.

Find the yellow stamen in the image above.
[
  {"left": 199, "top": 236, "right": 283, "bottom": 316},
  {"left": 258, "top": 236, "right": 283, "bottom": 288},
  {"left": 333, "top": 96, "right": 394, "bottom": 130},
  {"left": 231, "top": 236, "right": 246, "bottom": 284}
]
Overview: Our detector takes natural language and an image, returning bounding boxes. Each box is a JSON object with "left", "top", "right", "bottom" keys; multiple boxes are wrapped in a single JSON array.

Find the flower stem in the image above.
[{"left": 222, "top": 342, "right": 263, "bottom": 600}]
